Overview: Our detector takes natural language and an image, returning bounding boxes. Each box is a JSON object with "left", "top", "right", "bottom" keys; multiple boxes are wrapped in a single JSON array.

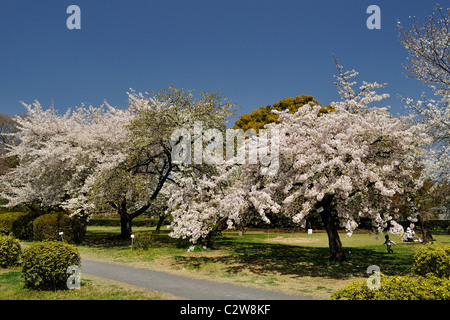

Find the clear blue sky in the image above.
[{"left": 0, "top": 0, "right": 441, "bottom": 125}]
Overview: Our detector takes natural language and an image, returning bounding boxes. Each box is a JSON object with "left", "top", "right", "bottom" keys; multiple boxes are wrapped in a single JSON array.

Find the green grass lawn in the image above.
[
  {"left": 0, "top": 266, "right": 182, "bottom": 300},
  {"left": 4, "top": 223, "right": 448, "bottom": 300},
  {"left": 74, "top": 226, "right": 450, "bottom": 299}
]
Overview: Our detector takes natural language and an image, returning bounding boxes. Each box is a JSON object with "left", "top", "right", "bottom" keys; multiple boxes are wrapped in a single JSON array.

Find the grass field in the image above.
[
  {"left": 1, "top": 225, "right": 448, "bottom": 300},
  {"left": 74, "top": 226, "right": 450, "bottom": 299},
  {"left": 0, "top": 266, "right": 182, "bottom": 300}
]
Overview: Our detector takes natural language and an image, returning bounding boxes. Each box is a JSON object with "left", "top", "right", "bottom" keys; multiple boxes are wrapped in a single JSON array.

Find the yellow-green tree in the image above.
[{"left": 233, "top": 95, "right": 332, "bottom": 131}]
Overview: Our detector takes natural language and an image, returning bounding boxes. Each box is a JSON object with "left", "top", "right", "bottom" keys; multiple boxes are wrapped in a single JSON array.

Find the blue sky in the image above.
[{"left": 0, "top": 0, "right": 441, "bottom": 125}]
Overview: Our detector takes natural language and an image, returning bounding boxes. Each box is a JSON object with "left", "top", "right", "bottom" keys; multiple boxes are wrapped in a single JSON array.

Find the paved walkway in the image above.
[{"left": 81, "top": 259, "right": 313, "bottom": 300}]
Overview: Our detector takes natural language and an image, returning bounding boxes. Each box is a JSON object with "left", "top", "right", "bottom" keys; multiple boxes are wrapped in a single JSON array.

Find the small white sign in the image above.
[{"left": 307, "top": 229, "right": 313, "bottom": 235}]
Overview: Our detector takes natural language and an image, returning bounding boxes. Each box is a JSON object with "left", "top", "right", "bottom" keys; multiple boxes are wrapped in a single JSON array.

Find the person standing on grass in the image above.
[{"left": 383, "top": 235, "right": 396, "bottom": 253}]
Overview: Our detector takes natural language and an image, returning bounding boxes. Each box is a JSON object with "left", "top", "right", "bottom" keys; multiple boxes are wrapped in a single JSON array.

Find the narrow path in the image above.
[{"left": 81, "top": 259, "right": 313, "bottom": 300}]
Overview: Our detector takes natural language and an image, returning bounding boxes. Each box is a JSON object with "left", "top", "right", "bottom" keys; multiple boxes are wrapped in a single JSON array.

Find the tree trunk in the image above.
[
  {"left": 118, "top": 158, "right": 172, "bottom": 238},
  {"left": 120, "top": 214, "right": 132, "bottom": 239},
  {"left": 417, "top": 213, "right": 434, "bottom": 243},
  {"left": 318, "top": 195, "right": 346, "bottom": 262},
  {"left": 118, "top": 199, "right": 132, "bottom": 239},
  {"left": 154, "top": 214, "right": 166, "bottom": 234},
  {"left": 305, "top": 218, "right": 312, "bottom": 232},
  {"left": 202, "top": 217, "right": 229, "bottom": 249}
]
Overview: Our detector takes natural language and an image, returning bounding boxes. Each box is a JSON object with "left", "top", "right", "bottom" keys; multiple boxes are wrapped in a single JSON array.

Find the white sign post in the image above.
[
  {"left": 59, "top": 231, "right": 64, "bottom": 242},
  {"left": 130, "top": 234, "right": 135, "bottom": 250}
]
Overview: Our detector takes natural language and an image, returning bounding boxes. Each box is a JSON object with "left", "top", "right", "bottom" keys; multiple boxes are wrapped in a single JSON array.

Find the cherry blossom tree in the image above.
[
  {"left": 398, "top": 5, "right": 450, "bottom": 93},
  {"left": 0, "top": 113, "right": 18, "bottom": 175},
  {"left": 168, "top": 159, "right": 281, "bottom": 247},
  {"left": 398, "top": 6, "right": 450, "bottom": 183},
  {"left": 1, "top": 87, "right": 237, "bottom": 239},
  {"left": 168, "top": 65, "right": 430, "bottom": 262},
  {"left": 265, "top": 107, "right": 428, "bottom": 261},
  {"left": 90, "top": 87, "right": 237, "bottom": 238},
  {"left": 403, "top": 94, "right": 449, "bottom": 182},
  {"left": 0, "top": 101, "right": 132, "bottom": 214}
]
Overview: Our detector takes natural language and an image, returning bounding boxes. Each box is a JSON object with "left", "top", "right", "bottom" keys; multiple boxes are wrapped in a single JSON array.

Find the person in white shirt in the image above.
[{"left": 383, "top": 235, "right": 396, "bottom": 253}]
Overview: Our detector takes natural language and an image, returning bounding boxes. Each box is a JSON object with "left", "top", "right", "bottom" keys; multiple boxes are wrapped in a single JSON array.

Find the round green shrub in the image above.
[
  {"left": 33, "top": 212, "right": 86, "bottom": 244},
  {"left": 330, "top": 274, "right": 450, "bottom": 300},
  {"left": 412, "top": 242, "right": 450, "bottom": 278},
  {"left": 0, "top": 234, "right": 22, "bottom": 268},
  {"left": 0, "top": 212, "right": 37, "bottom": 239},
  {"left": 21, "top": 241, "right": 81, "bottom": 290}
]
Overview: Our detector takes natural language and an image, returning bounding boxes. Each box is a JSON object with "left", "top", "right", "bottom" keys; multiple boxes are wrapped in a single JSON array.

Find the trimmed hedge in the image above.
[
  {"left": 330, "top": 274, "right": 450, "bottom": 300},
  {"left": 33, "top": 212, "right": 86, "bottom": 244},
  {"left": 87, "top": 217, "right": 167, "bottom": 227},
  {"left": 424, "top": 220, "right": 449, "bottom": 234},
  {"left": 398, "top": 219, "right": 450, "bottom": 234},
  {"left": 412, "top": 242, "right": 450, "bottom": 278},
  {"left": 0, "top": 234, "right": 22, "bottom": 268},
  {"left": 331, "top": 242, "right": 450, "bottom": 300},
  {"left": 0, "top": 211, "right": 37, "bottom": 239},
  {"left": 21, "top": 241, "right": 81, "bottom": 290}
]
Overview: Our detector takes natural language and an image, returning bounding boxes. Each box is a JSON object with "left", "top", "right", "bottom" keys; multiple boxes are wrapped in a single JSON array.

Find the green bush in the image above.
[
  {"left": 0, "top": 212, "right": 37, "bottom": 239},
  {"left": 330, "top": 279, "right": 376, "bottom": 300},
  {"left": 21, "top": 241, "right": 81, "bottom": 290},
  {"left": 33, "top": 212, "right": 86, "bottom": 244},
  {"left": 412, "top": 242, "right": 450, "bottom": 278},
  {"left": 0, "top": 234, "right": 22, "bottom": 268},
  {"left": 330, "top": 274, "right": 450, "bottom": 300}
]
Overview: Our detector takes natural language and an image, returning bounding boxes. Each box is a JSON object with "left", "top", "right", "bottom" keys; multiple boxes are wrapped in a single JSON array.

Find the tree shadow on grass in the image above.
[
  {"left": 172, "top": 240, "right": 414, "bottom": 279},
  {"left": 84, "top": 230, "right": 415, "bottom": 280},
  {"left": 83, "top": 233, "right": 130, "bottom": 247}
]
